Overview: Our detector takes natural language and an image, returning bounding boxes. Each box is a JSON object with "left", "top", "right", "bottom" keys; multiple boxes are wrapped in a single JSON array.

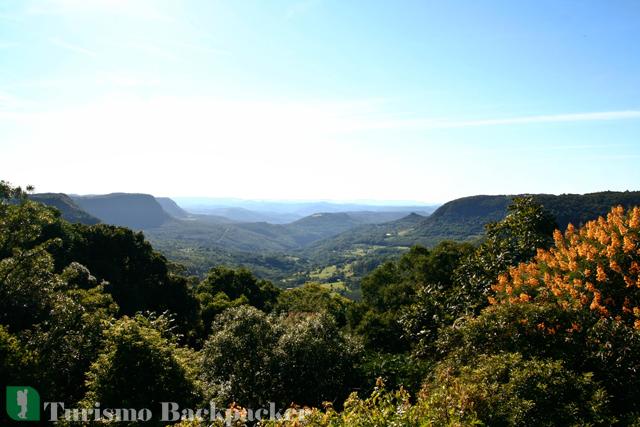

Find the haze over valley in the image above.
[{"left": 30, "top": 189, "right": 640, "bottom": 298}]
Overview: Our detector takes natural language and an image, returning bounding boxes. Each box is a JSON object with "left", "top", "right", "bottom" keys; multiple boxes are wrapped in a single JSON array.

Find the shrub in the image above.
[
  {"left": 261, "top": 380, "right": 473, "bottom": 427},
  {"left": 201, "top": 306, "right": 361, "bottom": 410},
  {"left": 82, "top": 314, "right": 200, "bottom": 424},
  {"left": 425, "top": 353, "right": 612, "bottom": 427},
  {"left": 492, "top": 206, "right": 640, "bottom": 329}
]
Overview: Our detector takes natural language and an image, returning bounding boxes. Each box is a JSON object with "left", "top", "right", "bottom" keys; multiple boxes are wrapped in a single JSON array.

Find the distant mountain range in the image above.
[
  {"left": 144, "top": 210, "right": 423, "bottom": 254},
  {"left": 173, "top": 197, "right": 437, "bottom": 223},
  {"left": 31, "top": 190, "right": 640, "bottom": 251},
  {"left": 71, "top": 193, "right": 171, "bottom": 229},
  {"left": 29, "top": 192, "right": 434, "bottom": 248},
  {"left": 29, "top": 193, "right": 101, "bottom": 225},
  {"left": 307, "top": 191, "right": 640, "bottom": 256},
  {"left": 29, "top": 190, "right": 640, "bottom": 284},
  {"left": 156, "top": 197, "right": 190, "bottom": 219}
]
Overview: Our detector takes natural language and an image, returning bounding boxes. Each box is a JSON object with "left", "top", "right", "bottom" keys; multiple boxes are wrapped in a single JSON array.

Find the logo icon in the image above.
[{"left": 6, "top": 386, "right": 40, "bottom": 421}]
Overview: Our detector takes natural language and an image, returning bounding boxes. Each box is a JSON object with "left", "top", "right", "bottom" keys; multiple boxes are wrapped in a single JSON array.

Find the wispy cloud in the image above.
[
  {"left": 2, "top": 95, "right": 638, "bottom": 200},
  {"left": 0, "top": 11, "right": 23, "bottom": 22},
  {"left": 0, "top": 91, "right": 21, "bottom": 105},
  {"left": 285, "top": 0, "right": 322, "bottom": 20},
  {"left": 352, "top": 110, "right": 640, "bottom": 131},
  {"left": 95, "top": 72, "right": 161, "bottom": 88},
  {"left": 165, "top": 41, "right": 229, "bottom": 57},
  {"left": 124, "top": 42, "right": 177, "bottom": 62},
  {"left": 26, "top": 0, "right": 174, "bottom": 22},
  {"left": 0, "top": 90, "right": 38, "bottom": 114},
  {"left": 49, "top": 37, "right": 97, "bottom": 58},
  {"left": 447, "top": 110, "right": 640, "bottom": 127},
  {"left": 0, "top": 41, "right": 19, "bottom": 49}
]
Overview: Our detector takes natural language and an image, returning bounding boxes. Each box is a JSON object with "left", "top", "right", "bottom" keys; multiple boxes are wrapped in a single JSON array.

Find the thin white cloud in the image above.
[
  {"left": 0, "top": 41, "right": 19, "bottom": 49},
  {"left": 357, "top": 110, "right": 640, "bottom": 131},
  {"left": 0, "top": 12, "right": 23, "bottom": 22},
  {"left": 49, "top": 37, "right": 97, "bottom": 58},
  {"left": 2, "top": 95, "right": 639, "bottom": 200},
  {"left": 2, "top": 94, "right": 639, "bottom": 136},
  {"left": 95, "top": 72, "right": 161, "bottom": 88},
  {"left": 285, "top": 0, "right": 322, "bottom": 20},
  {"left": 122, "top": 42, "right": 178, "bottom": 62},
  {"left": 451, "top": 110, "right": 640, "bottom": 127},
  {"left": 0, "top": 111, "right": 28, "bottom": 121},
  {"left": 165, "top": 41, "right": 229, "bottom": 57},
  {"left": 26, "top": 0, "right": 174, "bottom": 22},
  {"left": 0, "top": 90, "right": 38, "bottom": 113}
]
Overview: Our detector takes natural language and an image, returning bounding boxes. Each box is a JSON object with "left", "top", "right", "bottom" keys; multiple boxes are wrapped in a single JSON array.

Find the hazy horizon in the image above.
[
  {"left": 27, "top": 189, "right": 640, "bottom": 208},
  {"left": 65, "top": 193, "right": 439, "bottom": 205},
  {"left": 171, "top": 196, "right": 437, "bottom": 206},
  {"left": 2, "top": 1, "right": 639, "bottom": 201}
]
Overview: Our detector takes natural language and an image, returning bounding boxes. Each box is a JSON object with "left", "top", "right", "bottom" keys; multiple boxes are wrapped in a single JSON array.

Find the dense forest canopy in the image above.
[{"left": 3, "top": 180, "right": 640, "bottom": 425}]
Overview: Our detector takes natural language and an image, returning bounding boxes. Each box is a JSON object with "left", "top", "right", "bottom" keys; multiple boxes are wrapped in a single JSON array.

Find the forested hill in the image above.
[
  {"left": 72, "top": 193, "right": 171, "bottom": 229},
  {"left": 29, "top": 190, "right": 640, "bottom": 285},
  {"left": 29, "top": 193, "right": 101, "bottom": 225},
  {"left": 535, "top": 192, "right": 640, "bottom": 228},
  {"left": 427, "top": 191, "right": 640, "bottom": 236},
  {"left": 309, "top": 191, "right": 640, "bottom": 252},
  {"left": 156, "top": 197, "right": 190, "bottom": 219}
]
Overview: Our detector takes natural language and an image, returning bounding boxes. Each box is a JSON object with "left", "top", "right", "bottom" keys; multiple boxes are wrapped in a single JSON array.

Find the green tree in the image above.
[
  {"left": 453, "top": 196, "right": 557, "bottom": 314},
  {"left": 272, "top": 313, "right": 362, "bottom": 407},
  {"left": 201, "top": 306, "right": 277, "bottom": 408},
  {"left": 26, "top": 284, "right": 117, "bottom": 403},
  {"left": 425, "top": 353, "right": 612, "bottom": 426},
  {"left": 0, "top": 247, "right": 61, "bottom": 332},
  {"left": 436, "top": 301, "right": 640, "bottom": 419},
  {"left": 275, "top": 283, "right": 351, "bottom": 326},
  {"left": 0, "top": 182, "right": 63, "bottom": 331},
  {"left": 196, "top": 266, "right": 280, "bottom": 333},
  {"left": 201, "top": 306, "right": 361, "bottom": 410},
  {"left": 198, "top": 266, "right": 280, "bottom": 311},
  {"left": 52, "top": 224, "right": 202, "bottom": 341},
  {"left": 1, "top": 182, "right": 122, "bottom": 405},
  {"left": 83, "top": 314, "right": 200, "bottom": 424},
  {"left": 0, "top": 324, "right": 32, "bottom": 386},
  {"left": 356, "top": 242, "right": 473, "bottom": 353}
]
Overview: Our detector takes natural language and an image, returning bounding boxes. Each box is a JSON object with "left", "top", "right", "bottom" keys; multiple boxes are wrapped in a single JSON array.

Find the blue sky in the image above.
[{"left": 1, "top": 0, "right": 639, "bottom": 203}]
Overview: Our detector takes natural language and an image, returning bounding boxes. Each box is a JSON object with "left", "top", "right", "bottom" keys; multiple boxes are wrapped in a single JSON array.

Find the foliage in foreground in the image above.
[
  {"left": 5, "top": 179, "right": 640, "bottom": 426},
  {"left": 260, "top": 353, "right": 612, "bottom": 427},
  {"left": 201, "top": 306, "right": 362, "bottom": 409},
  {"left": 493, "top": 205, "right": 640, "bottom": 327}
]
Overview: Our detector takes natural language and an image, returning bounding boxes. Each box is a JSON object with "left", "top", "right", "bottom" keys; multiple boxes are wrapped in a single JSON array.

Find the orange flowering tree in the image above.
[{"left": 492, "top": 206, "right": 640, "bottom": 329}]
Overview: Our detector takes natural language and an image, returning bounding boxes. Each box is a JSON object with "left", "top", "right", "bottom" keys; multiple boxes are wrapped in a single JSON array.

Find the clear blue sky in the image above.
[{"left": 1, "top": 0, "right": 639, "bottom": 203}]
